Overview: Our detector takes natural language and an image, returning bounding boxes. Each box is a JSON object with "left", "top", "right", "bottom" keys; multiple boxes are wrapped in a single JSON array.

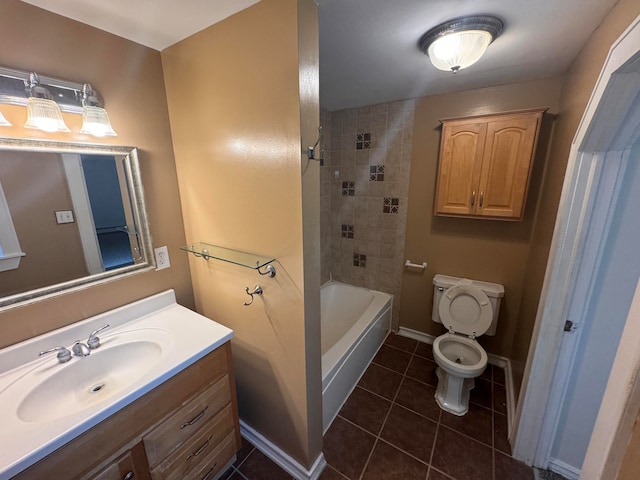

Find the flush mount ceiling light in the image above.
[
  {"left": 24, "top": 73, "right": 70, "bottom": 133},
  {"left": 0, "top": 66, "right": 116, "bottom": 136},
  {"left": 419, "top": 16, "right": 504, "bottom": 74}
]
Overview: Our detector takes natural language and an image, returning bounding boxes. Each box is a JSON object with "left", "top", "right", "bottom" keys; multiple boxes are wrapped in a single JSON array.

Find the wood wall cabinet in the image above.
[
  {"left": 13, "top": 342, "right": 240, "bottom": 480},
  {"left": 434, "top": 108, "right": 546, "bottom": 220}
]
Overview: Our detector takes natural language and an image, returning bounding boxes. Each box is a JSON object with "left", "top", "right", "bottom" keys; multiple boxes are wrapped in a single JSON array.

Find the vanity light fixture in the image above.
[
  {"left": 0, "top": 66, "right": 116, "bottom": 136},
  {"left": 0, "top": 111, "right": 11, "bottom": 126},
  {"left": 24, "top": 73, "right": 70, "bottom": 133},
  {"left": 419, "top": 16, "right": 504, "bottom": 74},
  {"left": 80, "top": 84, "right": 117, "bottom": 137}
]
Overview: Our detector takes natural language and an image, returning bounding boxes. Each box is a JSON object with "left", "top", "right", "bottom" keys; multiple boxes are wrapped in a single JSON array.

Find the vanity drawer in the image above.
[
  {"left": 148, "top": 405, "right": 236, "bottom": 480},
  {"left": 144, "top": 374, "right": 232, "bottom": 467},
  {"left": 87, "top": 443, "right": 149, "bottom": 480}
]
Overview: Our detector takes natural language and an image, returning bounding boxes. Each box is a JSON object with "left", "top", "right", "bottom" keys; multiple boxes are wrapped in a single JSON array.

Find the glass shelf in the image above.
[{"left": 180, "top": 242, "right": 276, "bottom": 271}]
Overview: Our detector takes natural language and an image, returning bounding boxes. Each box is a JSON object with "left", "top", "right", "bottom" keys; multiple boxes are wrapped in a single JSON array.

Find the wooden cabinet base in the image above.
[{"left": 13, "top": 343, "right": 240, "bottom": 480}]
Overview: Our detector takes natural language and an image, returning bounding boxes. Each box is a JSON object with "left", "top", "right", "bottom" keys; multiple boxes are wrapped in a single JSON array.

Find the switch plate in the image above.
[
  {"left": 55, "top": 210, "right": 75, "bottom": 224},
  {"left": 154, "top": 246, "right": 171, "bottom": 270}
]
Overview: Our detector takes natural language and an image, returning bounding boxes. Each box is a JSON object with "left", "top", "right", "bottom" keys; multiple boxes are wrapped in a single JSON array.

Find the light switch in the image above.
[{"left": 55, "top": 210, "right": 75, "bottom": 224}]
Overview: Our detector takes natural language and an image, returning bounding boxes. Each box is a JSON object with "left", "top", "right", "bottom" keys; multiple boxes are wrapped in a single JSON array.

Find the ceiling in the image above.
[
  {"left": 22, "top": 0, "right": 620, "bottom": 111},
  {"left": 21, "top": 0, "right": 260, "bottom": 51}
]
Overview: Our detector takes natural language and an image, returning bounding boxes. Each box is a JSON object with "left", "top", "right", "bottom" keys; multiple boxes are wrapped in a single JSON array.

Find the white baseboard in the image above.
[
  {"left": 397, "top": 326, "right": 435, "bottom": 345},
  {"left": 548, "top": 458, "right": 581, "bottom": 480},
  {"left": 397, "top": 327, "right": 516, "bottom": 433},
  {"left": 239, "top": 420, "right": 327, "bottom": 480}
]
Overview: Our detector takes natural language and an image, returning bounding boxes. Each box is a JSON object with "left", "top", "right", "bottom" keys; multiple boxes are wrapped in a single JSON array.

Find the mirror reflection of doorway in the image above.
[{"left": 81, "top": 155, "right": 134, "bottom": 270}]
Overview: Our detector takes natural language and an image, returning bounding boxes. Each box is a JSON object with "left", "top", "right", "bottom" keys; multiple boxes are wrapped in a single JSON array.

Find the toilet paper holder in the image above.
[{"left": 404, "top": 260, "right": 427, "bottom": 270}]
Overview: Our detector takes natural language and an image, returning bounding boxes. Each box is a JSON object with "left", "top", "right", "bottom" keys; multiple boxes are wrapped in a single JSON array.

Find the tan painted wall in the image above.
[
  {"left": 400, "top": 77, "right": 564, "bottom": 358},
  {"left": 514, "top": 0, "right": 640, "bottom": 383},
  {"left": 618, "top": 408, "right": 640, "bottom": 480},
  {"left": 0, "top": 151, "right": 87, "bottom": 295},
  {"left": 162, "top": 0, "right": 322, "bottom": 468},
  {"left": 0, "top": 0, "right": 193, "bottom": 348}
]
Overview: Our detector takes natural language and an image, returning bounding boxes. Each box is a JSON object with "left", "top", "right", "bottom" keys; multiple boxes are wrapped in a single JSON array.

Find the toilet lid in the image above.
[{"left": 439, "top": 283, "right": 493, "bottom": 337}]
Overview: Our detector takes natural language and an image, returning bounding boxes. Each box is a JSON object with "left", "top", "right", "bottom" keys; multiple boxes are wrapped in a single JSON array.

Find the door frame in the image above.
[
  {"left": 512, "top": 13, "right": 640, "bottom": 477},
  {"left": 61, "top": 153, "right": 104, "bottom": 274}
]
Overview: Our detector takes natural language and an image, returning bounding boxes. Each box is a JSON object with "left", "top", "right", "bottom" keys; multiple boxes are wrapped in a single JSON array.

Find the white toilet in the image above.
[{"left": 431, "top": 274, "right": 504, "bottom": 416}]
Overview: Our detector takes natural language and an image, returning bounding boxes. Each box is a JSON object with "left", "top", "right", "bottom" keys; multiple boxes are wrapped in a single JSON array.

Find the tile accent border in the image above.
[
  {"left": 240, "top": 420, "right": 328, "bottom": 480},
  {"left": 369, "top": 165, "right": 385, "bottom": 181},
  {"left": 341, "top": 181, "right": 355, "bottom": 196},
  {"left": 396, "top": 326, "right": 516, "bottom": 437},
  {"left": 356, "top": 132, "right": 371, "bottom": 149},
  {"left": 341, "top": 224, "right": 354, "bottom": 239},
  {"left": 353, "top": 253, "right": 367, "bottom": 267},
  {"left": 383, "top": 197, "right": 399, "bottom": 214}
]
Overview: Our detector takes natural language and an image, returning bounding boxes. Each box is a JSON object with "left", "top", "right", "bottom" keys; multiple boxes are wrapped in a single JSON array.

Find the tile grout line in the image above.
[
  {"left": 426, "top": 404, "right": 442, "bottom": 480},
  {"left": 356, "top": 338, "right": 418, "bottom": 480},
  {"left": 492, "top": 368, "right": 497, "bottom": 480},
  {"left": 231, "top": 445, "right": 255, "bottom": 480},
  {"left": 327, "top": 336, "right": 517, "bottom": 480}
]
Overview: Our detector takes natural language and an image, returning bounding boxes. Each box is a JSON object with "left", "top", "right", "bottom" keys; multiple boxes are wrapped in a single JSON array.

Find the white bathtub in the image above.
[{"left": 321, "top": 281, "right": 393, "bottom": 432}]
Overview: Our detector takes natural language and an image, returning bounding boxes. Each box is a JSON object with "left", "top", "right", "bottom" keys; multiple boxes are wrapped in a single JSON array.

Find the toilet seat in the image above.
[{"left": 439, "top": 283, "right": 493, "bottom": 338}]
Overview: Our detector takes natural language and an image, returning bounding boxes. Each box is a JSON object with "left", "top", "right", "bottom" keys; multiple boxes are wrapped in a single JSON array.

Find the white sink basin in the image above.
[
  {"left": 16, "top": 331, "right": 170, "bottom": 423},
  {"left": 0, "top": 290, "right": 234, "bottom": 480}
]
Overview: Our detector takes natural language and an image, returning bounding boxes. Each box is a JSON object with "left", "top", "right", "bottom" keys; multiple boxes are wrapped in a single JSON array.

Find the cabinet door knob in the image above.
[
  {"left": 123, "top": 472, "right": 134, "bottom": 480},
  {"left": 470, "top": 191, "right": 476, "bottom": 207}
]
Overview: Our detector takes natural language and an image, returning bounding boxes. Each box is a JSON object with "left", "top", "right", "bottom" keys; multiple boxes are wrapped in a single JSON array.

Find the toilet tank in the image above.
[{"left": 432, "top": 274, "right": 505, "bottom": 336}]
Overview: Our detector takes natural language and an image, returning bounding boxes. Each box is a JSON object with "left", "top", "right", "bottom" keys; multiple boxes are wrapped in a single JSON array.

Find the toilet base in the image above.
[{"left": 434, "top": 367, "right": 475, "bottom": 416}]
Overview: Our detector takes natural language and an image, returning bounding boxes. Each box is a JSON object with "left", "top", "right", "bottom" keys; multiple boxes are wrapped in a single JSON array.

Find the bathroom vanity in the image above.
[{"left": 0, "top": 291, "right": 240, "bottom": 480}]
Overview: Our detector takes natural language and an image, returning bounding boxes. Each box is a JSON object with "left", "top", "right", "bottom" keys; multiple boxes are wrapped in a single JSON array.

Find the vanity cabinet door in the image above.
[{"left": 90, "top": 443, "right": 150, "bottom": 480}]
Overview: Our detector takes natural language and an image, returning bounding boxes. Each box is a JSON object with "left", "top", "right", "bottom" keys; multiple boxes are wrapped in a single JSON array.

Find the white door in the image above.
[
  {"left": 513, "top": 14, "right": 640, "bottom": 480},
  {"left": 549, "top": 150, "right": 640, "bottom": 477}
]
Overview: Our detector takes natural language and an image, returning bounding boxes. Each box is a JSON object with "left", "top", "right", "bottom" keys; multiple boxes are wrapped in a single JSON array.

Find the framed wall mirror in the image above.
[{"left": 0, "top": 137, "right": 155, "bottom": 310}]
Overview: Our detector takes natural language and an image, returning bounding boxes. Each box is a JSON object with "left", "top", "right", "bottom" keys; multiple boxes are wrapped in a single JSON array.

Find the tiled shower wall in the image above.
[{"left": 320, "top": 100, "right": 415, "bottom": 327}]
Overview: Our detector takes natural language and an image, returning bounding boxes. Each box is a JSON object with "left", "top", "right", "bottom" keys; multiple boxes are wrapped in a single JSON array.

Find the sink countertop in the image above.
[{"left": 0, "top": 290, "right": 233, "bottom": 479}]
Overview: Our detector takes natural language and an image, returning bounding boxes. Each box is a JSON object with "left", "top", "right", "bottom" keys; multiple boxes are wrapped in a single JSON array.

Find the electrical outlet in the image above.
[
  {"left": 55, "top": 210, "right": 75, "bottom": 224},
  {"left": 154, "top": 246, "right": 171, "bottom": 270}
]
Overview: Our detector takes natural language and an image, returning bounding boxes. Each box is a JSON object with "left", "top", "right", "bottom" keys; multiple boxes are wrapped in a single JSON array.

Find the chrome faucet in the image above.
[
  {"left": 72, "top": 341, "right": 91, "bottom": 357},
  {"left": 87, "top": 324, "right": 110, "bottom": 350}
]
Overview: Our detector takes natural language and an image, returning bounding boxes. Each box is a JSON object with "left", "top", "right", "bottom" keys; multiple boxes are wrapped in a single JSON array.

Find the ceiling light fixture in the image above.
[
  {"left": 24, "top": 73, "right": 70, "bottom": 133},
  {"left": 80, "top": 84, "right": 117, "bottom": 137},
  {"left": 419, "top": 16, "right": 504, "bottom": 74}
]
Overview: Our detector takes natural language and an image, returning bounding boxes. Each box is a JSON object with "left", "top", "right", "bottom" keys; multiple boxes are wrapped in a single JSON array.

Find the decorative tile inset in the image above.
[
  {"left": 353, "top": 253, "right": 367, "bottom": 268},
  {"left": 369, "top": 165, "right": 385, "bottom": 181},
  {"left": 356, "top": 132, "right": 371, "bottom": 150},
  {"left": 341, "top": 224, "right": 354, "bottom": 239},
  {"left": 341, "top": 181, "right": 355, "bottom": 196},
  {"left": 383, "top": 197, "right": 400, "bottom": 214}
]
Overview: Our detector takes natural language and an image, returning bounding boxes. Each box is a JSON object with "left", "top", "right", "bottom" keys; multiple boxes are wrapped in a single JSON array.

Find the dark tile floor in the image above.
[{"left": 220, "top": 333, "right": 534, "bottom": 480}]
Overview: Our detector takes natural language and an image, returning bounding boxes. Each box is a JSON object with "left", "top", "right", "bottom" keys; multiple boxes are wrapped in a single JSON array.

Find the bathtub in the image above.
[{"left": 321, "top": 281, "right": 393, "bottom": 432}]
